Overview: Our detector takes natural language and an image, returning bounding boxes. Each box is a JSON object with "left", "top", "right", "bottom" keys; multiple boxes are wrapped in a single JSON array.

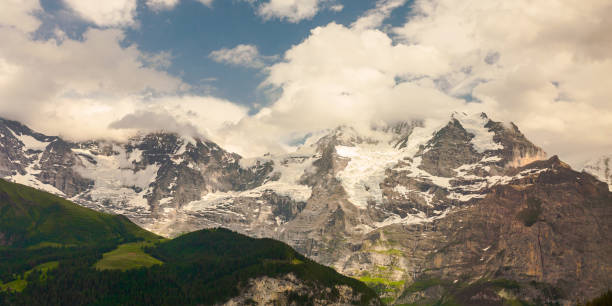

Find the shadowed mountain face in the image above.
[{"left": 1, "top": 113, "right": 611, "bottom": 304}]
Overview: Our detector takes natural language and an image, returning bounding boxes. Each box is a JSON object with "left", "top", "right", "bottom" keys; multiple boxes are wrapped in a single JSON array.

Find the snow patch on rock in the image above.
[
  {"left": 8, "top": 154, "right": 65, "bottom": 195},
  {"left": 453, "top": 112, "right": 503, "bottom": 153},
  {"left": 73, "top": 146, "right": 160, "bottom": 209},
  {"left": 336, "top": 136, "right": 406, "bottom": 209}
]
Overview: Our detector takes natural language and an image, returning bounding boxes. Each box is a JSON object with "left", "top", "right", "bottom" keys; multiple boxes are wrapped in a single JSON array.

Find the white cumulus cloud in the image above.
[
  {"left": 0, "top": 4, "right": 249, "bottom": 142},
  {"left": 62, "top": 0, "right": 138, "bottom": 27},
  {"left": 0, "top": 0, "right": 42, "bottom": 32}
]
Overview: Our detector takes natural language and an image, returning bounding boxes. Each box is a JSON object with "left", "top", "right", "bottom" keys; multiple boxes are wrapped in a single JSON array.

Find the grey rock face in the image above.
[
  {"left": 390, "top": 157, "right": 612, "bottom": 305},
  {"left": 38, "top": 139, "right": 93, "bottom": 196},
  {"left": 418, "top": 118, "right": 481, "bottom": 177}
]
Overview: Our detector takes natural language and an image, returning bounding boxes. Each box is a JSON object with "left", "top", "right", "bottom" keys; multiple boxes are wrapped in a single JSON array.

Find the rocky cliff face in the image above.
[
  {"left": 1, "top": 113, "right": 610, "bottom": 305},
  {"left": 0, "top": 118, "right": 92, "bottom": 195},
  {"left": 358, "top": 156, "right": 612, "bottom": 305},
  {"left": 224, "top": 273, "right": 381, "bottom": 306}
]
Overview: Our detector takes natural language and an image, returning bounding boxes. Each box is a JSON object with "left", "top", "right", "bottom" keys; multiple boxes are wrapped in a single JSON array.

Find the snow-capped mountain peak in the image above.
[{"left": 1, "top": 114, "right": 610, "bottom": 303}]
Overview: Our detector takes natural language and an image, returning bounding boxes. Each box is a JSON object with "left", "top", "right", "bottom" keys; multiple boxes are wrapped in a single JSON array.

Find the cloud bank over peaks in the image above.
[
  {"left": 0, "top": 2, "right": 249, "bottom": 145},
  {"left": 390, "top": 0, "right": 612, "bottom": 166},
  {"left": 109, "top": 96, "right": 249, "bottom": 140},
  {"left": 215, "top": 20, "right": 474, "bottom": 157},
  {"left": 2, "top": 0, "right": 611, "bottom": 170},
  {"left": 0, "top": 5, "right": 245, "bottom": 142}
]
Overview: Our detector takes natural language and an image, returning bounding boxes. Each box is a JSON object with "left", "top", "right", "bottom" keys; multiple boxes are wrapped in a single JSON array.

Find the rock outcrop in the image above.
[{"left": 224, "top": 273, "right": 381, "bottom": 306}]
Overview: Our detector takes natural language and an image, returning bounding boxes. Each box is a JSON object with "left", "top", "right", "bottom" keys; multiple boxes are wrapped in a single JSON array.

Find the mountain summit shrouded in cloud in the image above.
[
  {"left": 2, "top": 110, "right": 612, "bottom": 304},
  {"left": 0, "top": 0, "right": 611, "bottom": 168}
]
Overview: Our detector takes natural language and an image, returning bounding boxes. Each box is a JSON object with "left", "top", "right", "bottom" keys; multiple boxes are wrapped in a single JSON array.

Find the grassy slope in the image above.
[
  {"left": 94, "top": 241, "right": 163, "bottom": 271},
  {"left": 0, "top": 261, "right": 58, "bottom": 292},
  {"left": 0, "top": 179, "right": 159, "bottom": 247}
]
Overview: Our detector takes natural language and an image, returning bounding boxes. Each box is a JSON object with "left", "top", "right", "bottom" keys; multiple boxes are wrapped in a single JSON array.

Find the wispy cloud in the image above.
[
  {"left": 146, "top": 0, "right": 181, "bottom": 11},
  {"left": 147, "top": 0, "right": 214, "bottom": 11},
  {"left": 254, "top": 0, "right": 342, "bottom": 23},
  {"left": 209, "top": 44, "right": 278, "bottom": 69}
]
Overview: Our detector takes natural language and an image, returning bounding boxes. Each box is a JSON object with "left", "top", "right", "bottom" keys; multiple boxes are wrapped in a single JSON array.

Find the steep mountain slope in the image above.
[
  {"left": 0, "top": 180, "right": 380, "bottom": 305},
  {"left": 1, "top": 114, "right": 611, "bottom": 304},
  {"left": 0, "top": 179, "right": 157, "bottom": 248},
  {"left": 583, "top": 155, "right": 612, "bottom": 191},
  {"left": 380, "top": 156, "right": 612, "bottom": 304}
]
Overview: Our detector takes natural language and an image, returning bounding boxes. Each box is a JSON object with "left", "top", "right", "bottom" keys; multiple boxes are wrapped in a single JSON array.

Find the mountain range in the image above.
[{"left": 0, "top": 113, "right": 611, "bottom": 305}]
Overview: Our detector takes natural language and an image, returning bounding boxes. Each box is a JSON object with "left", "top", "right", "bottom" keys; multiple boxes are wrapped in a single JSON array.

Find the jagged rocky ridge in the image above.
[{"left": 0, "top": 113, "right": 610, "bottom": 304}]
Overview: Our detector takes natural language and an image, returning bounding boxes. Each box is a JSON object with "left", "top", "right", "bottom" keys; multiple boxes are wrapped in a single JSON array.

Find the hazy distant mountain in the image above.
[
  {"left": 0, "top": 113, "right": 611, "bottom": 305},
  {"left": 583, "top": 155, "right": 612, "bottom": 191}
]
